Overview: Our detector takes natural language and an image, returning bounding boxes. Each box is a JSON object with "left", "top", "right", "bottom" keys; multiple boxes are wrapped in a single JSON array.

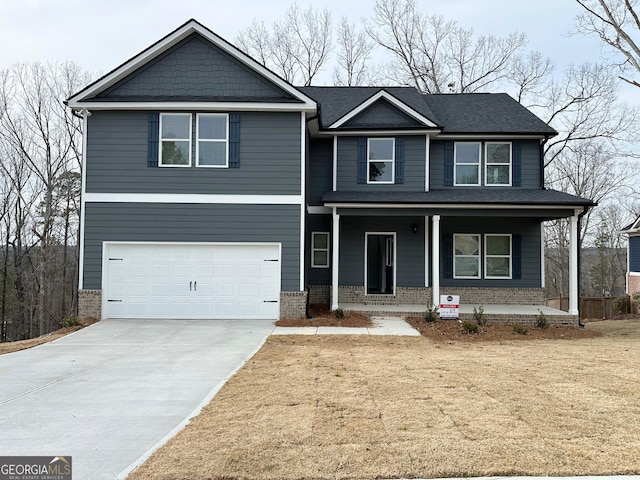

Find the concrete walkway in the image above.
[{"left": 272, "top": 316, "right": 421, "bottom": 336}]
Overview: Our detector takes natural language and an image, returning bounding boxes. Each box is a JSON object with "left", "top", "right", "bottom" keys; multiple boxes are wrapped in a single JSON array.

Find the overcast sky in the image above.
[{"left": 0, "top": 0, "right": 606, "bottom": 85}]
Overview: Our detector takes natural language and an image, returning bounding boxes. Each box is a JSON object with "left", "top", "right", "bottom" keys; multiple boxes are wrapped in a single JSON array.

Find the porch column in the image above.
[
  {"left": 331, "top": 208, "right": 340, "bottom": 310},
  {"left": 431, "top": 215, "right": 440, "bottom": 308},
  {"left": 569, "top": 210, "right": 579, "bottom": 315}
]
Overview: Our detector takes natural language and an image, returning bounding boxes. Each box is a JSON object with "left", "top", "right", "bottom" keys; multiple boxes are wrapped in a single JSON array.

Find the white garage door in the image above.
[{"left": 104, "top": 243, "right": 281, "bottom": 319}]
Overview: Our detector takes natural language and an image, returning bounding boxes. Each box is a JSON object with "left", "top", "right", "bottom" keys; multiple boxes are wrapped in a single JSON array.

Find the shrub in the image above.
[
  {"left": 535, "top": 310, "right": 549, "bottom": 329},
  {"left": 61, "top": 316, "right": 80, "bottom": 328},
  {"left": 423, "top": 305, "right": 439, "bottom": 323},
  {"left": 633, "top": 292, "right": 640, "bottom": 312},
  {"left": 513, "top": 325, "right": 528, "bottom": 335},
  {"left": 613, "top": 296, "right": 629, "bottom": 314},
  {"left": 473, "top": 305, "right": 486, "bottom": 326},
  {"left": 462, "top": 320, "right": 478, "bottom": 334},
  {"left": 333, "top": 308, "right": 345, "bottom": 319}
]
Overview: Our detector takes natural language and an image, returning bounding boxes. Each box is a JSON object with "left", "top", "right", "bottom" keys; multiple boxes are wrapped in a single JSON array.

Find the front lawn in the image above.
[{"left": 128, "top": 319, "right": 640, "bottom": 479}]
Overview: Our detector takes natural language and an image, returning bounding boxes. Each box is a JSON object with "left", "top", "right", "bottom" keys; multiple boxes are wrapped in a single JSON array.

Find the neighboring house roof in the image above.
[
  {"left": 323, "top": 189, "right": 594, "bottom": 207},
  {"left": 423, "top": 93, "right": 557, "bottom": 136},
  {"left": 67, "top": 19, "right": 316, "bottom": 111},
  {"left": 623, "top": 216, "right": 640, "bottom": 233}
]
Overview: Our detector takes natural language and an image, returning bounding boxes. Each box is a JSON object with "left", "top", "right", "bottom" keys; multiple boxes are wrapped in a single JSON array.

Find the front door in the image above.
[{"left": 366, "top": 233, "right": 395, "bottom": 295}]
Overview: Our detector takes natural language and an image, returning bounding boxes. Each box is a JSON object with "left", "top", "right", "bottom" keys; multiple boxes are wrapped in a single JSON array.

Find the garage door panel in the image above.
[{"left": 105, "top": 243, "right": 281, "bottom": 320}]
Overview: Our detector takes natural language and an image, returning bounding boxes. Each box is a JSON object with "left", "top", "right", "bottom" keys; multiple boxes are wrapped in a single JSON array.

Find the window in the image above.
[
  {"left": 197, "top": 113, "right": 228, "bottom": 167},
  {"left": 485, "top": 234, "right": 512, "bottom": 278},
  {"left": 312, "top": 232, "right": 330, "bottom": 268},
  {"left": 368, "top": 138, "right": 394, "bottom": 183},
  {"left": 160, "top": 113, "right": 191, "bottom": 166},
  {"left": 454, "top": 234, "right": 480, "bottom": 279},
  {"left": 454, "top": 142, "right": 481, "bottom": 186},
  {"left": 485, "top": 142, "right": 511, "bottom": 186}
]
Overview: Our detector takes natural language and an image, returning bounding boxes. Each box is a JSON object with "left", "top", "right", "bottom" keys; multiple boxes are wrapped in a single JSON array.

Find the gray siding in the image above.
[
  {"left": 440, "top": 217, "right": 541, "bottom": 288},
  {"left": 83, "top": 203, "right": 301, "bottom": 291},
  {"left": 336, "top": 136, "right": 426, "bottom": 192},
  {"left": 344, "top": 100, "right": 423, "bottom": 128},
  {"left": 306, "top": 214, "right": 332, "bottom": 286},
  {"left": 429, "top": 139, "right": 541, "bottom": 189},
  {"left": 86, "top": 111, "right": 302, "bottom": 195},
  {"left": 98, "top": 35, "right": 295, "bottom": 101},
  {"left": 308, "top": 138, "right": 333, "bottom": 205},
  {"left": 338, "top": 216, "right": 426, "bottom": 287}
]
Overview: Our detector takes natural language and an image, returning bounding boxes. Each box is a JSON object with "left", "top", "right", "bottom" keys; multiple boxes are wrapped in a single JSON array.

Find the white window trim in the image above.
[
  {"left": 196, "top": 113, "right": 229, "bottom": 168},
  {"left": 453, "top": 142, "right": 481, "bottom": 186},
  {"left": 367, "top": 137, "right": 395, "bottom": 184},
  {"left": 311, "top": 232, "right": 330, "bottom": 269},
  {"left": 484, "top": 234, "right": 512, "bottom": 279},
  {"left": 453, "top": 234, "right": 481, "bottom": 279},
  {"left": 485, "top": 142, "right": 512, "bottom": 187},
  {"left": 159, "top": 113, "right": 192, "bottom": 167}
]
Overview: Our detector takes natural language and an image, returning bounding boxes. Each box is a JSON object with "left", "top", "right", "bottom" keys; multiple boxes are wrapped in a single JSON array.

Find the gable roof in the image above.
[
  {"left": 300, "top": 86, "right": 440, "bottom": 129},
  {"left": 623, "top": 216, "right": 640, "bottom": 233},
  {"left": 423, "top": 93, "right": 557, "bottom": 136},
  {"left": 67, "top": 19, "right": 316, "bottom": 111}
]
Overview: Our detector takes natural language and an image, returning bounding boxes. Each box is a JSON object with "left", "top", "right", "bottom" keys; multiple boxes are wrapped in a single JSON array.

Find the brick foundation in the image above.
[
  {"left": 280, "top": 291, "right": 308, "bottom": 319},
  {"left": 440, "top": 287, "right": 545, "bottom": 305},
  {"left": 78, "top": 289, "right": 102, "bottom": 320},
  {"left": 457, "top": 312, "right": 579, "bottom": 327},
  {"left": 629, "top": 273, "right": 640, "bottom": 296}
]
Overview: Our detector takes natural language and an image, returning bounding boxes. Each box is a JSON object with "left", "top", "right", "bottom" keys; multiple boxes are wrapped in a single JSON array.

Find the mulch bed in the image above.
[
  {"left": 406, "top": 316, "right": 602, "bottom": 341},
  {"left": 275, "top": 304, "right": 373, "bottom": 328}
]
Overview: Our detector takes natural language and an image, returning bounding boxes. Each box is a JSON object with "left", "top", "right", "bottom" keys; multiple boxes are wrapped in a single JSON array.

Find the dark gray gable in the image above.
[
  {"left": 342, "top": 98, "right": 424, "bottom": 128},
  {"left": 94, "top": 34, "right": 298, "bottom": 102}
]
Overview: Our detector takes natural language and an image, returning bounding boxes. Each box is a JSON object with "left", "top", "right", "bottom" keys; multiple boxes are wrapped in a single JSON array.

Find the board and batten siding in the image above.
[
  {"left": 336, "top": 136, "right": 426, "bottom": 192},
  {"left": 429, "top": 139, "right": 541, "bottom": 189},
  {"left": 307, "top": 138, "right": 333, "bottom": 206},
  {"left": 85, "top": 111, "right": 302, "bottom": 195},
  {"left": 440, "top": 217, "right": 542, "bottom": 288},
  {"left": 83, "top": 203, "right": 301, "bottom": 291},
  {"left": 338, "top": 216, "right": 426, "bottom": 287}
]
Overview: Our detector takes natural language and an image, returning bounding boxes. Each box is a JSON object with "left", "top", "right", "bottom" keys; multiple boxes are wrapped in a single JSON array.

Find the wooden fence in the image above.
[{"left": 546, "top": 296, "right": 632, "bottom": 319}]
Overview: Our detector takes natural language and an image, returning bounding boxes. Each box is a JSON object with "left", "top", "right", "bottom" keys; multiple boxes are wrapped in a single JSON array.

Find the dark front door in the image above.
[{"left": 366, "top": 234, "right": 394, "bottom": 294}]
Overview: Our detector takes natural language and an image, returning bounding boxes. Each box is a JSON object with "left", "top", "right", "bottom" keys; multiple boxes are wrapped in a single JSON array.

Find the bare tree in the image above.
[
  {"left": 334, "top": 17, "right": 377, "bottom": 86},
  {"left": 236, "top": 3, "right": 332, "bottom": 85},
  {"left": 366, "top": 0, "right": 527, "bottom": 93},
  {"left": 575, "top": 0, "right": 640, "bottom": 88}
]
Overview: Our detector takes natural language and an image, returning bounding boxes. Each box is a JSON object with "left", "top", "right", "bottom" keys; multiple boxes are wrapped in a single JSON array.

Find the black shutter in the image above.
[
  {"left": 229, "top": 113, "right": 240, "bottom": 168},
  {"left": 512, "top": 141, "right": 521, "bottom": 187},
  {"left": 357, "top": 137, "right": 367, "bottom": 184},
  {"left": 147, "top": 113, "right": 159, "bottom": 167},
  {"left": 513, "top": 234, "right": 522, "bottom": 279},
  {"left": 443, "top": 233, "right": 453, "bottom": 279},
  {"left": 394, "top": 137, "right": 405, "bottom": 184},
  {"left": 444, "top": 141, "right": 454, "bottom": 186}
]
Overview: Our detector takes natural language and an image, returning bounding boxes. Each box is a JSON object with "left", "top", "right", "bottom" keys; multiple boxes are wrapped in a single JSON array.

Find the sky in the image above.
[{"left": 0, "top": 0, "right": 607, "bottom": 86}]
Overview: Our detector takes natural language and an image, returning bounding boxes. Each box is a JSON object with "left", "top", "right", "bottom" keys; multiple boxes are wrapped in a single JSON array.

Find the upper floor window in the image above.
[
  {"left": 160, "top": 113, "right": 191, "bottom": 167},
  {"left": 454, "top": 142, "right": 481, "bottom": 186},
  {"left": 368, "top": 138, "right": 395, "bottom": 183},
  {"left": 485, "top": 142, "right": 511, "bottom": 186},
  {"left": 197, "top": 113, "right": 228, "bottom": 167}
]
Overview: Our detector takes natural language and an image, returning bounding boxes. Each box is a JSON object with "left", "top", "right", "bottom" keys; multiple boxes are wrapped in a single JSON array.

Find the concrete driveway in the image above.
[{"left": 0, "top": 319, "right": 275, "bottom": 480}]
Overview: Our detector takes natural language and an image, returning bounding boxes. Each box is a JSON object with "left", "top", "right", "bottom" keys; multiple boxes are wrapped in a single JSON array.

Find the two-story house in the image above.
[{"left": 67, "top": 20, "right": 594, "bottom": 324}]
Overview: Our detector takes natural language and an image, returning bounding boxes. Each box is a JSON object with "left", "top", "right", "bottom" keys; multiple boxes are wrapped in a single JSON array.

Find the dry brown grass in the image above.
[
  {"left": 0, "top": 317, "right": 98, "bottom": 355},
  {"left": 128, "top": 320, "right": 640, "bottom": 480}
]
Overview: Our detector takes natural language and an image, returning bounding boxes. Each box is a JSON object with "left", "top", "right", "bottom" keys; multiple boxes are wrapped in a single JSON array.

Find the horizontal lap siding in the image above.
[
  {"left": 308, "top": 138, "right": 333, "bottom": 205},
  {"left": 336, "top": 136, "right": 425, "bottom": 192},
  {"left": 339, "top": 216, "right": 425, "bottom": 287},
  {"left": 429, "top": 139, "right": 541, "bottom": 189},
  {"left": 86, "top": 111, "right": 301, "bottom": 195},
  {"left": 440, "top": 217, "right": 541, "bottom": 288},
  {"left": 630, "top": 236, "right": 640, "bottom": 272},
  {"left": 307, "top": 215, "right": 332, "bottom": 285},
  {"left": 83, "top": 203, "right": 301, "bottom": 291}
]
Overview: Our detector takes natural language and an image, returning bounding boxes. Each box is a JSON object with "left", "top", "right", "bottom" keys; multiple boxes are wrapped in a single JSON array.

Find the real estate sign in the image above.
[{"left": 439, "top": 295, "right": 460, "bottom": 320}]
